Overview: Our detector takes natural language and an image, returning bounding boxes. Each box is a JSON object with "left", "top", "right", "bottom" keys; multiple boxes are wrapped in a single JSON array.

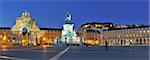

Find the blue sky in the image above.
[{"left": 0, "top": 0, "right": 149, "bottom": 28}]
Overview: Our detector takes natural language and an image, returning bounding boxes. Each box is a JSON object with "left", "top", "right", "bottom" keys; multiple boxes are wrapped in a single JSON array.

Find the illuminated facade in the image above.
[
  {"left": 0, "top": 27, "right": 11, "bottom": 43},
  {"left": 40, "top": 28, "right": 62, "bottom": 47},
  {"left": 0, "top": 10, "right": 62, "bottom": 47},
  {"left": 78, "top": 22, "right": 150, "bottom": 46},
  {"left": 11, "top": 10, "right": 41, "bottom": 46},
  {"left": 79, "top": 30, "right": 101, "bottom": 45},
  {"left": 78, "top": 22, "right": 114, "bottom": 45},
  {"left": 102, "top": 26, "right": 150, "bottom": 46}
]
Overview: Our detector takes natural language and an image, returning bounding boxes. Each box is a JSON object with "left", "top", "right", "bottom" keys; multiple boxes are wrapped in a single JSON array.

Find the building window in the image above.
[
  {"left": 147, "top": 30, "right": 150, "bottom": 33},
  {"left": 143, "top": 30, "right": 146, "bottom": 33},
  {"left": 139, "top": 31, "right": 142, "bottom": 33}
]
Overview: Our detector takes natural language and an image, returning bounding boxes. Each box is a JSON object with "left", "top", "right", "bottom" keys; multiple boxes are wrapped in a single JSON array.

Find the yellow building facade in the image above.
[
  {"left": 78, "top": 22, "right": 150, "bottom": 46},
  {"left": 102, "top": 27, "right": 150, "bottom": 46},
  {"left": 0, "top": 10, "right": 62, "bottom": 47}
]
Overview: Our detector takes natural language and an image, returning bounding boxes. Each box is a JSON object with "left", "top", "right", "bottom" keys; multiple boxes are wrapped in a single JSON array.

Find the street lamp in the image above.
[
  {"left": 43, "top": 37, "right": 46, "bottom": 41},
  {"left": 3, "top": 36, "right": 6, "bottom": 40}
]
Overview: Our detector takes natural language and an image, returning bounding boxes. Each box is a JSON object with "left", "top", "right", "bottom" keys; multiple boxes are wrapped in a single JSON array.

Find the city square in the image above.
[
  {"left": 0, "top": 0, "right": 149, "bottom": 60},
  {"left": 0, "top": 46, "right": 149, "bottom": 60}
]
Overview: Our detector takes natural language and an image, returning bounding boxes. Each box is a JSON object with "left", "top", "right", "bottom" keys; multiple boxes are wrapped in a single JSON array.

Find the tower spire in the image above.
[{"left": 65, "top": 10, "right": 72, "bottom": 24}]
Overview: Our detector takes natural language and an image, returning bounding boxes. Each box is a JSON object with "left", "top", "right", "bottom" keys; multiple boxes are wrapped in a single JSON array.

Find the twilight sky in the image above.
[{"left": 0, "top": 0, "right": 149, "bottom": 28}]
